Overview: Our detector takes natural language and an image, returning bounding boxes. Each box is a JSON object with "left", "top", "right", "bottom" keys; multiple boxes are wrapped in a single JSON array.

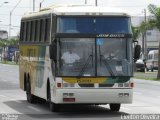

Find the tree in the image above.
[
  {"left": 0, "top": 38, "right": 19, "bottom": 62},
  {"left": 132, "top": 26, "right": 140, "bottom": 42}
]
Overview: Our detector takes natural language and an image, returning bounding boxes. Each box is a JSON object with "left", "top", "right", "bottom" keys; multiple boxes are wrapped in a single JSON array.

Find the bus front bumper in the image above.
[{"left": 53, "top": 88, "right": 133, "bottom": 104}]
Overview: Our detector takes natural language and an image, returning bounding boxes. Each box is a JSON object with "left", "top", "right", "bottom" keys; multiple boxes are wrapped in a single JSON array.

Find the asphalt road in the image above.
[{"left": 0, "top": 64, "right": 160, "bottom": 120}]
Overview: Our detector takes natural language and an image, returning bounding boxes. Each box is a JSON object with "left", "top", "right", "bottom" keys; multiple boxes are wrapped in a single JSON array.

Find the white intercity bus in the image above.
[
  {"left": 146, "top": 50, "right": 158, "bottom": 72},
  {"left": 19, "top": 4, "right": 140, "bottom": 112}
]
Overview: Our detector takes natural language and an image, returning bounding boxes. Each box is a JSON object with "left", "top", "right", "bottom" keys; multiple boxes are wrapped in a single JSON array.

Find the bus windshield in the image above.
[
  {"left": 56, "top": 38, "right": 132, "bottom": 77},
  {"left": 57, "top": 17, "right": 131, "bottom": 34}
]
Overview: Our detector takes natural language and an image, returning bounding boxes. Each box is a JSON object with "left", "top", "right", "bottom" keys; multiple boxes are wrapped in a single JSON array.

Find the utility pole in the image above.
[
  {"left": 144, "top": 9, "right": 147, "bottom": 60},
  {"left": 95, "top": 0, "right": 97, "bottom": 6},
  {"left": 33, "top": 0, "right": 35, "bottom": 11},
  {"left": 142, "top": 9, "right": 147, "bottom": 60},
  {"left": 9, "top": 0, "right": 22, "bottom": 39},
  {"left": 85, "top": 0, "right": 87, "bottom": 4},
  {"left": 40, "top": 0, "right": 45, "bottom": 10}
]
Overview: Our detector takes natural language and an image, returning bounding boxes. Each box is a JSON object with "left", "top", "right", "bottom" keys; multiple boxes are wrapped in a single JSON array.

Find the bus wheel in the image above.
[
  {"left": 109, "top": 104, "right": 121, "bottom": 111},
  {"left": 48, "top": 85, "right": 59, "bottom": 112},
  {"left": 151, "top": 67, "right": 154, "bottom": 72},
  {"left": 146, "top": 67, "right": 149, "bottom": 72},
  {"left": 26, "top": 79, "right": 35, "bottom": 103}
]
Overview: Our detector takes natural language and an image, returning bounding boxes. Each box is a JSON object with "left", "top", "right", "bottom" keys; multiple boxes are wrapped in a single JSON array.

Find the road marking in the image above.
[
  {"left": 134, "top": 92, "right": 142, "bottom": 95},
  {"left": 28, "top": 106, "right": 41, "bottom": 112},
  {"left": 15, "top": 101, "right": 22, "bottom": 103},
  {"left": 9, "top": 99, "right": 22, "bottom": 103},
  {"left": 0, "top": 95, "right": 7, "bottom": 97}
]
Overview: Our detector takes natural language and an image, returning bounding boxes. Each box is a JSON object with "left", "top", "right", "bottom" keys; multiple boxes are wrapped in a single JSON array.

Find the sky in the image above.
[{"left": 0, "top": 0, "right": 160, "bottom": 37}]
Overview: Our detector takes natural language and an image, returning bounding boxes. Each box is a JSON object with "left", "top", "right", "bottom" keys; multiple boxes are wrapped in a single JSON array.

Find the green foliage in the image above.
[
  {"left": 132, "top": 4, "right": 159, "bottom": 42},
  {"left": 148, "top": 4, "right": 160, "bottom": 31},
  {"left": 132, "top": 26, "right": 140, "bottom": 42},
  {"left": 0, "top": 39, "right": 19, "bottom": 47}
]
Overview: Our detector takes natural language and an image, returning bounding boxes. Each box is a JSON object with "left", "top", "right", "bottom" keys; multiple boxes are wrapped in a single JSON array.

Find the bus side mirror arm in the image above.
[{"left": 49, "top": 41, "right": 57, "bottom": 62}]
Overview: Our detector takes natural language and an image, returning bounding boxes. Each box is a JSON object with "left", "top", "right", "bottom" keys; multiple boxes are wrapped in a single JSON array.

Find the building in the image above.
[
  {"left": 0, "top": 30, "right": 8, "bottom": 40},
  {"left": 131, "top": 16, "right": 160, "bottom": 59}
]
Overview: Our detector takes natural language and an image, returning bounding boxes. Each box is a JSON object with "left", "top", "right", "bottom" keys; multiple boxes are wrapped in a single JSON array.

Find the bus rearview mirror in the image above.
[
  {"left": 134, "top": 45, "right": 141, "bottom": 60},
  {"left": 49, "top": 42, "right": 57, "bottom": 62}
]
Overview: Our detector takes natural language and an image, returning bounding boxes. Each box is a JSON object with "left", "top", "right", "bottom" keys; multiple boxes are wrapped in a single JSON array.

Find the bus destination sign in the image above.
[{"left": 96, "top": 34, "right": 131, "bottom": 38}]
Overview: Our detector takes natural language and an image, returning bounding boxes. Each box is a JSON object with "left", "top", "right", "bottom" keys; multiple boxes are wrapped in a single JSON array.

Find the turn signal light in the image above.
[
  {"left": 57, "top": 83, "right": 62, "bottom": 88},
  {"left": 130, "top": 82, "right": 134, "bottom": 88}
]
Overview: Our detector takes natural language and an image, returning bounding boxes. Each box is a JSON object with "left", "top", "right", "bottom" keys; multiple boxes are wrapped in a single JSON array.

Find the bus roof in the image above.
[
  {"left": 22, "top": 4, "right": 130, "bottom": 20},
  {"left": 148, "top": 50, "right": 159, "bottom": 54}
]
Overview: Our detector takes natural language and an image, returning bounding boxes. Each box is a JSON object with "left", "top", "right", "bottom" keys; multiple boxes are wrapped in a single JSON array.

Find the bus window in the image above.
[
  {"left": 154, "top": 53, "right": 158, "bottom": 60},
  {"left": 35, "top": 20, "right": 40, "bottom": 42},
  {"left": 31, "top": 21, "right": 36, "bottom": 42},
  {"left": 57, "top": 17, "right": 131, "bottom": 34},
  {"left": 23, "top": 22, "right": 27, "bottom": 42},
  {"left": 57, "top": 38, "right": 95, "bottom": 77},
  {"left": 40, "top": 19, "right": 46, "bottom": 42},
  {"left": 20, "top": 22, "right": 24, "bottom": 41},
  {"left": 27, "top": 22, "right": 31, "bottom": 41},
  {"left": 26, "top": 22, "right": 30, "bottom": 42},
  {"left": 45, "top": 18, "right": 51, "bottom": 42}
]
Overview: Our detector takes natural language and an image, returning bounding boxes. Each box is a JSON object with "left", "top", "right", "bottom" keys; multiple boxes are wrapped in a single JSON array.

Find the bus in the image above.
[{"left": 19, "top": 5, "right": 140, "bottom": 112}]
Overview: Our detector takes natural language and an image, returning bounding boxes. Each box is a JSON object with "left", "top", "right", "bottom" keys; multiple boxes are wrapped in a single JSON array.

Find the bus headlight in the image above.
[{"left": 124, "top": 83, "right": 130, "bottom": 87}]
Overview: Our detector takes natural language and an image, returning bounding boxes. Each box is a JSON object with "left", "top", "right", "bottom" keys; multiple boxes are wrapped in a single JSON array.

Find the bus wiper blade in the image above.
[
  {"left": 77, "top": 55, "right": 93, "bottom": 78},
  {"left": 100, "top": 55, "right": 115, "bottom": 77}
]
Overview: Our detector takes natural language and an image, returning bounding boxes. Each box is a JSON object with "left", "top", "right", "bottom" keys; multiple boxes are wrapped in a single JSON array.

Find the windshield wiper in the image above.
[
  {"left": 78, "top": 55, "right": 93, "bottom": 78},
  {"left": 100, "top": 55, "right": 115, "bottom": 77}
]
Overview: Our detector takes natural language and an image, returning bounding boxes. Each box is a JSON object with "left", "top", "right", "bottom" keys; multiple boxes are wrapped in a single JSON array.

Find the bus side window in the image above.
[
  {"left": 45, "top": 18, "right": 51, "bottom": 42},
  {"left": 26, "top": 22, "right": 28, "bottom": 42},
  {"left": 40, "top": 19, "right": 46, "bottom": 42},
  {"left": 26, "top": 21, "right": 31, "bottom": 42},
  {"left": 23, "top": 22, "right": 27, "bottom": 42},
  {"left": 20, "top": 22, "right": 24, "bottom": 41},
  {"left": 35, "top": 20, "right": 40, "bottom": 42},
  {"left": 31, "top": 21, "right": 36, "bottom": 42}
]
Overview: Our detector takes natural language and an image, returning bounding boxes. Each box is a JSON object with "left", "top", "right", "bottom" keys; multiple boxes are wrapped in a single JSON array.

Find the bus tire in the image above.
[
  {"left": 146, "top": 67, "right": 149, "bottom": 72},
  {"left": 50, "top": 102, "right": 60, "bottom": 112},
  {"left": 109, "top": 104, "right": 121, "bottom": 111},
  {"left": 26, "top": 76, "right": 36, "bottom": 103},
  {"left": 151, "top": 67, "right": 154, "bottom": 72},
  {"left": 47, "top": 84, "right": 59, "bottom": 112}
]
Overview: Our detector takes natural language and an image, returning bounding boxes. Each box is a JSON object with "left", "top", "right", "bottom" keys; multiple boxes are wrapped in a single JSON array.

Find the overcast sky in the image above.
[{"left": 0, "top": 0, "right": 160, "bottom": 36}]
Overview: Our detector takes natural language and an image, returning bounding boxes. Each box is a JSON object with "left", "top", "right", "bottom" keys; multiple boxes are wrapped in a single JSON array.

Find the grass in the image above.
[
  {"left": 134, "top": 76, "right": 160, "bottom": 81},
  {"left": 134, "top": 72, "right": 160, "bottom": 81},
  {"left": 0, "top": 60, "right": 18, "bottom": 65}
]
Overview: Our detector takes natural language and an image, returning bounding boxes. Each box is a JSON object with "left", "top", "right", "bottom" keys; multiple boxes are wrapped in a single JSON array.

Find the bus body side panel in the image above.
[{"left": 19, "top": 44, "right": 52, "bottom": 100}]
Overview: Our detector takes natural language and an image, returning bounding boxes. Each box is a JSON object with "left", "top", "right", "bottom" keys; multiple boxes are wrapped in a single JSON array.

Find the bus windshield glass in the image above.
[
  {"left": 56, "top": 38, "right": 132, "bottom": 77},
  {"left": 57, "top": 17, "right": 131, "bottom": 34}
]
